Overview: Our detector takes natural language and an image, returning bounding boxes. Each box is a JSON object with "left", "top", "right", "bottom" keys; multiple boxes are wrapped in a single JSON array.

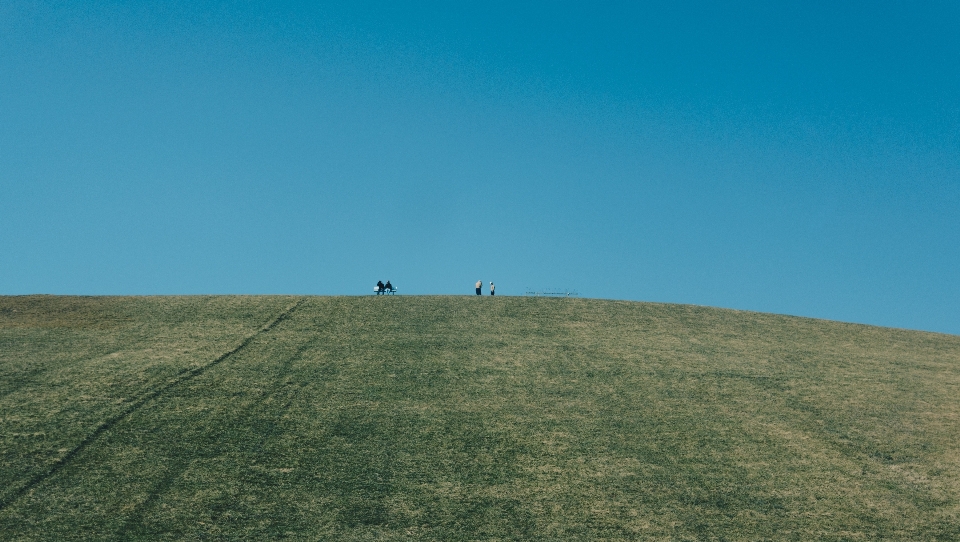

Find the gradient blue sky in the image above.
[{"left": 2, "top": 1, "right": 959, "bottom": 334}]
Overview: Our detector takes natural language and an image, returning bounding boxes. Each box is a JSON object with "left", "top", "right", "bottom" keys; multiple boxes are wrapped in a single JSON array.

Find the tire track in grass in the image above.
[
  {"left": 0, "top": 298, "right": 305, "bottom": 513},
  {"left": 115, "top": 334, "right": 320, "bottom": 538}
]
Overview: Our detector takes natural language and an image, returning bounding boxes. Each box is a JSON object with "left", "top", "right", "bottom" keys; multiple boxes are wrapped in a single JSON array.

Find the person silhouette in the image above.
[
  {"left": 475, "top": 280, "right": 482, "bottom": 296},
  {"left": 376, "top": 280, "right": 385, "bottom": 294},
  {"left": 490, "top": 282, "right": 495, "bottom": 296},
  {"left": 385, "top": 280, "right": 393, "bottom": 292}
]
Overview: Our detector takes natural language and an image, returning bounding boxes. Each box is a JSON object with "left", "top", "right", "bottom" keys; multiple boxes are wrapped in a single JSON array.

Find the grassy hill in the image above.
[{"left": 1, "top": 295, "right": 959, "bottom": 540}]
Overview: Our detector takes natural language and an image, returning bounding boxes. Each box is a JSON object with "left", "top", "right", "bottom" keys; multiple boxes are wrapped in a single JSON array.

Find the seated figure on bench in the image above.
[
  {"left": 376, "top": 280, "right": 385, "bottom": 294},
  {"left": 385, "top": 280, "right": 393, "bottom": 293}
]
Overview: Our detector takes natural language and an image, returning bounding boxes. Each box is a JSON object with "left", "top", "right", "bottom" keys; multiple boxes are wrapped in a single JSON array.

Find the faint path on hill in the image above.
[
  {"left": 0, "top": 298, "right": 305, "bottom": 513},
  {"left": 115, "top": 327, "right": 320, "bottom": 537}
]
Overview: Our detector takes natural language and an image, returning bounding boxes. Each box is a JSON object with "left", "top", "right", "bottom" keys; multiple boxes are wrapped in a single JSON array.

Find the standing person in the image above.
[
  {"left": 475, "top": 280, "right": 482, "bottom": 296},
  {"left": 490, "top": 282, "right": 495, "bottom": 296}
]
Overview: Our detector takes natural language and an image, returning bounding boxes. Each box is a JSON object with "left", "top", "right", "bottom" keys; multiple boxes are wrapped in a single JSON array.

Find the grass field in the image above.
[{"left": 2, "top": 295, "right": 959, "bottom": 540}]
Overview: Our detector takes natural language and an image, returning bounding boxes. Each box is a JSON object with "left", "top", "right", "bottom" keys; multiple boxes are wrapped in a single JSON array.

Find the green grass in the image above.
[{"left": 2, "top": 295, "right": 959, "bottom": 540}]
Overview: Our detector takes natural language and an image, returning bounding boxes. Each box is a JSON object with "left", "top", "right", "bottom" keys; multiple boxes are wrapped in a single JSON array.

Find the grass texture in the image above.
[{"left": 1, "top": 295, "right": 959, "bottom": 540}]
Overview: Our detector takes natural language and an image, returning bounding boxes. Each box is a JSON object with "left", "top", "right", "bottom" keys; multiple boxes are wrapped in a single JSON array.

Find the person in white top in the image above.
[
  {"left": 475, "top": 280, "right": 482, "bottom": 296},
  {"left": 490, "top": 282, "right": 495, "bottom": 296}
]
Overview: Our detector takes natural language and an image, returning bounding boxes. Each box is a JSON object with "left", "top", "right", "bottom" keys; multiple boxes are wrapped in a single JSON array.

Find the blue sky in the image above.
[{"left": 2, "top": 1, "right": 958, "bottom": 334}]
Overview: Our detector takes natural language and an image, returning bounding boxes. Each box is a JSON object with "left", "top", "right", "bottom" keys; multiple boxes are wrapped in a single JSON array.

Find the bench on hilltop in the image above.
[{"left": 374, "top": 286, "right": 397, "bottom": 295}]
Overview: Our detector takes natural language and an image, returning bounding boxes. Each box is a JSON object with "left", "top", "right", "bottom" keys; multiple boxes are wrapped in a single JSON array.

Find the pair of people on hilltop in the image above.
[
  {"left": 476, "top": 280, "right": 494, "bottom": 296},
  {"left": 376, "top": 280, "right": 393, "bottom": 294}
]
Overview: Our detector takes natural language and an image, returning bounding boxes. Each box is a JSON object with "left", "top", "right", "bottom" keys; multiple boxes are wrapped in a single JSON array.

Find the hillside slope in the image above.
[{"left": 1, "top": 295, "right": 959, "bottom": 540}]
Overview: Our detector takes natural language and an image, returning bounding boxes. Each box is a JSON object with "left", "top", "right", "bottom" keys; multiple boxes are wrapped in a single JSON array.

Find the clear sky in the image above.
[{"left": 2, "top": 1, "right": 958, "bottom": 334}]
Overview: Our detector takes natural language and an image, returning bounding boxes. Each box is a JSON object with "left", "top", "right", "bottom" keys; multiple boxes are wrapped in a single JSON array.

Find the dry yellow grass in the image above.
[{"left": 1, "top": 295, "right": 959, "bottom": 540}]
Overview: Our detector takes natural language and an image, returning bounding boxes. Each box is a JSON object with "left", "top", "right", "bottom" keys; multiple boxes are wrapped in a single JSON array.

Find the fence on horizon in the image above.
[{"left": 524, "top": 288, "right": 579, "bottom": 297}]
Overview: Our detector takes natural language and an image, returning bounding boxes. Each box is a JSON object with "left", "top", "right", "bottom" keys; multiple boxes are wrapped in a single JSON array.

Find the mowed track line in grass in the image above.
[
  {"left": 0, "top": 298, "right": 300, "bottom": 504},
  {"left": 1, "top": 296, "right": 959, "bottom": 540},
  {"left": 0, "top": 297, "right": 303, "bottom": 513}
]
